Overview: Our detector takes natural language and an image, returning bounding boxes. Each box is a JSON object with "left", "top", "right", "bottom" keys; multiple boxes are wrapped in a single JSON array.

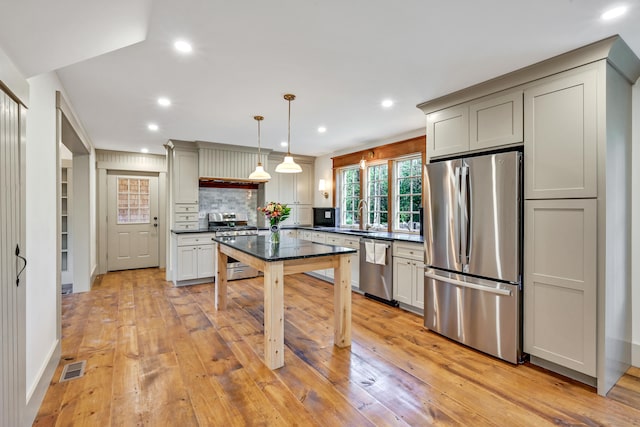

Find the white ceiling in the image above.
[{"left": 1, "top": 0, "right": 639, "bottom": 156}]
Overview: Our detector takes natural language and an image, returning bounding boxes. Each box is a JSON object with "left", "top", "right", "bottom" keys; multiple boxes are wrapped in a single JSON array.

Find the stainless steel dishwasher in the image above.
[{"left": 359, "top": 239, "right": 397, "bottom": 306}]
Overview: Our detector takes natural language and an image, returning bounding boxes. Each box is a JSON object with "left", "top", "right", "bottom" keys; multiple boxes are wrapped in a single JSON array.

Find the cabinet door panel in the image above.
[
  {"left": 413, "top": 263, "right": 425, "bottom": 310},
  {"left": 426, "top": 104, "right": 469, "bottom": 158},
  {"left": 524, "top": 199, "right": 596, "bottom": 376},
  {"left": 470, "top": 90, "right": 523, "bottom": 150},
  {"left": 197, "top": 244, "right": 215, "bottom": 278},
  {"left": 174, "top": 150, "right": 199, "bottom": 204},
  {"left": 524, "top": 68, "right": 597, "bottom": 199},
  {"left": 393, "top": 257, "right": 413, "bottom": 304},
  {"left": 177, "top": 246, "right": 198, "bottom": 281},
  {"left": 296, "top": 166, "right": 313, "bottom": 204}
]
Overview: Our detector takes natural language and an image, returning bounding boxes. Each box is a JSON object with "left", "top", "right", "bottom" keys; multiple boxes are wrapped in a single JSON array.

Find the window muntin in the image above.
[
  {"left": 366, "top": 163, "right": 388, "bottom": 228},
  {"left": 340, "top": 167, "right": 360, "bottom": 227},
  {"left": 117, "top": 177, "right": 150, "bottom": 224},
  {"left": 395, "top": 156, "right": 422, "bottom": 233}
]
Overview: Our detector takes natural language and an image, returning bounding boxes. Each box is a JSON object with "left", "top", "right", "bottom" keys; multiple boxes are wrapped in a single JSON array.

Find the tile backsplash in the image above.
[{"left": 198, "top": 187, "right": 259, "bottom": 227}]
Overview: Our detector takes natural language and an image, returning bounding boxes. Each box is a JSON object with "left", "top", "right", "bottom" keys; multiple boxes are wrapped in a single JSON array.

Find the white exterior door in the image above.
[{"left": 107, "top": 174, "right": 159, "bottom": 271}]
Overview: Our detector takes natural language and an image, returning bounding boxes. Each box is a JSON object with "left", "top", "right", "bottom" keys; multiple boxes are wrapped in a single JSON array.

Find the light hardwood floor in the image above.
[{"left": 34, "top": 268, "right": 640, "bottom": 426}]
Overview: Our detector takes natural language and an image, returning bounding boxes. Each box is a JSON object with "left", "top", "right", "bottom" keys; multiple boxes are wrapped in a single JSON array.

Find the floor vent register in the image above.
[{"left": 59, "top": 360, "right": 86, "bottom": 382}]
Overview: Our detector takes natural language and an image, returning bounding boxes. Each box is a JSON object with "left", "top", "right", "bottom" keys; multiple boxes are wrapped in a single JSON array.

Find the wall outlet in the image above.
[{"left": 198, "top": 211, "right": 206, "bottom": 219}]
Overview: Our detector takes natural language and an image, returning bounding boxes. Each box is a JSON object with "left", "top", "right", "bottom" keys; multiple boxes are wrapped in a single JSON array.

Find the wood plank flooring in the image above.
[{"left": 34, "top": 268, "right": 640, "bottom": 426}]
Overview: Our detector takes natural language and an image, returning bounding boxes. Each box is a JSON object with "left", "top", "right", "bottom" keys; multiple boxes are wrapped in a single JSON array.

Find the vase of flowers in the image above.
[{"left": 258, "top": 202, "right": 291, "bottom": 244}]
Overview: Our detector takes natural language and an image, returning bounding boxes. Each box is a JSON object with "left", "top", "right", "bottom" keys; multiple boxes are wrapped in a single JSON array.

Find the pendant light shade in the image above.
[
  {"left": 275, "top": 94, "right": 302, "bottom": 173},
  {"left": 248, "top": 115, "right": 271, "bottom": 180}
]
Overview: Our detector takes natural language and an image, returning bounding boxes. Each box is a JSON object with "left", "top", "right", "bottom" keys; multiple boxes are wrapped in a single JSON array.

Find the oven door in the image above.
[{"left": 227, "top": 258, "right": 259, "bottom": 281}]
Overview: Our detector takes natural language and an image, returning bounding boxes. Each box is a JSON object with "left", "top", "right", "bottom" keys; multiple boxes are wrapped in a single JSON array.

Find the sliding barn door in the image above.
[{"left": 0, "top": 88, "right": 27, "bottom": 426}]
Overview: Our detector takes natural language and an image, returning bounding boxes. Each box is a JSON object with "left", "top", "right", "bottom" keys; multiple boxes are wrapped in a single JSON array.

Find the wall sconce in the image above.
[
  {"left": 360, "top": 150, "right": 374, "bottom": 169},
  {"left": 318, "top": 179, "right": 329, "bottom": 199}
]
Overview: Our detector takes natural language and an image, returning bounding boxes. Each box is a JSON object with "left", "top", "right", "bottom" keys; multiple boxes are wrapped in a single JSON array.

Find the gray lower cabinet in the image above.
[
  {"left": 524, "top": 199, "right": 597, "bottom": 376},
  {"left": 392, "top": 241, "right": 424, "bottom": 312},
  {"left": 172, "top": 233, "right": 217, "bottom": 285}
]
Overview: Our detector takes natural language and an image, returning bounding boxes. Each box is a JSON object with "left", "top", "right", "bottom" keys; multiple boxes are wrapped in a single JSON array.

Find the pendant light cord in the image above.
[{"left": 287, "top": 97, "right": 291, "bottom": 156}]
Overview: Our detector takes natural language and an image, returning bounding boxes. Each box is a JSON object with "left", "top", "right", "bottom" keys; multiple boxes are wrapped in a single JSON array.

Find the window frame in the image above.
[
  {"left": 393, "top": 155, "right": 422, "bottom": 234},
  {"left": 338, "top": 166, "right": 361, "bottom": 229},
  {"left": 364, "top": 161, "right": 389, "bottom": 230}
]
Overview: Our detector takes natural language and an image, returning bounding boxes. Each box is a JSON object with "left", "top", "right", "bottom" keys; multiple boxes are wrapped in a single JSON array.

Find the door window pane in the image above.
[{"left": 117, "top": 177, "right": 151, "bottom": 224}]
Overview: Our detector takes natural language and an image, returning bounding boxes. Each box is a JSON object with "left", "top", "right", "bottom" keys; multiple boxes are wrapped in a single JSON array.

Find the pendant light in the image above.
[
  {"left": 248, "top": 115, "right": 271, "bottom": 180},
  {"left": 275, "top": 93, "right": 302, "bottom": 173}
]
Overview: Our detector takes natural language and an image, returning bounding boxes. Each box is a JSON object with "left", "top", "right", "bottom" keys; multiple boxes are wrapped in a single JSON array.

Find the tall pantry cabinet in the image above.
[{"left": 418, "top": 36, "right": 640, "bottom": 396}]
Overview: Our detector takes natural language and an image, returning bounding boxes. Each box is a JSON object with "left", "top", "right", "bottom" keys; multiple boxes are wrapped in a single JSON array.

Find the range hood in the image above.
[{"left": 199, "top": 177, "right": 265, "bottom": 189}]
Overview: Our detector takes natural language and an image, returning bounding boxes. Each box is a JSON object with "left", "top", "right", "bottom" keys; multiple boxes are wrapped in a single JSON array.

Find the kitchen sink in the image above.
[{"left": 339, "top": 229, "right": 379, "bottom": 235}]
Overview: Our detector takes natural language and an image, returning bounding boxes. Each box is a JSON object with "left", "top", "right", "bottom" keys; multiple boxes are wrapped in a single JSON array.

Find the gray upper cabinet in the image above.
[
  {"left": 173, "top": 149, "right": 199, "bottom": 204},
  {"left": 426, "top": 89, "right": 523, "bottom": 159},
  {"left": 469, "top": 90, "right": 523, "bottom": 151},
  {"left": 426, "top": 104, "right": 469, "bottom": 158},
  {"left": 524, "top": 67, "right": 598, "bottom": 199}
]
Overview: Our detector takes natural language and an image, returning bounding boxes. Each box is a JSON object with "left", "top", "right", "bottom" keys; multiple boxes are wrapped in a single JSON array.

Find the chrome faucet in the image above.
[{"left": 357, "top": 199, "right": 368, "bottom": 229}]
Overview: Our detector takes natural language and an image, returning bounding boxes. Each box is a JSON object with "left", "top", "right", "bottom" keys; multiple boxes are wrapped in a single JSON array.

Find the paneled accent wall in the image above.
[
  {"left": 198, "top": 147, "right": 267, "bottom": 179},
  {"left": 96, "top": 150, "right": 166, "bottom": 171}
]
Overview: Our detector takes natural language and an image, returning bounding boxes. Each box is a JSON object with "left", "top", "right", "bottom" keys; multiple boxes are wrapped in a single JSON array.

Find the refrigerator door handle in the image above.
[
  {"left": 424, "top": 271, "right": 512, "bottom": 296},
  {"left": 454, "top": 166, "right": 461, "bottom": 264},
  {"left": 464, "top": 165, "right": 471, "bottom": 264},
  {"left": 459, "top": 165, "right": 469, "bottom": 264}
]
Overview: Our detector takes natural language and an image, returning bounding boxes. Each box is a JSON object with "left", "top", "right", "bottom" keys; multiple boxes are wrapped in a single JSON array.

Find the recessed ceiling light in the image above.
[
  {"left": 280, "top": 141, "right": 288, "bottom": 147},
  {"left": 148, "top": 123, "right": 159, "bottom": 131},
  {"left": 601, "top": 5, "right": 627, "bottom": 20},
  {"left": 174, "top": 40, "right": 193, "bottom": 53},
  {"left": 157, "top": 97, "right": 171, "bottom": 107},
  {"left": 141, "top": 148, "right": 149, "bottom": 153},
  {"left": 382, "top": 99, "right": 394, "bottom": 108},
  {"left": 318, "top": 126, "right": 327, "bottom": 133}
]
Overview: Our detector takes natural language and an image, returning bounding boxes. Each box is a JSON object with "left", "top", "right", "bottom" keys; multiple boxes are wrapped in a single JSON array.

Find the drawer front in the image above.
[
  {"left": 175, "top": 204, "right": 199, "bottom": 213},
  {"left": 177, "top": 233, "right": 215, "bottom": 246},
  {"left": 393, "top": 242, "right": 423, "bottom": 261},
  {"left": 311, "top": 232, "right": 327, "bottom": 243},
  {"left": 341, "top": 237, "right": 360, "bottom": 249},
  {"left": 173, "top": 223, "right": 199, "bottom": 231},
  {"left": 175, "top": 213, "right": 199, "bottom": 222},
  {"left": 326, "top": 235, "right": 343, "bottom": 245}
]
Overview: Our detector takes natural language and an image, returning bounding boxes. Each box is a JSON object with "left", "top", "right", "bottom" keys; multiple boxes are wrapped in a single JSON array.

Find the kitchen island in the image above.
[{"left": 213, "top": 235, "right": 356, "bottom": 369}]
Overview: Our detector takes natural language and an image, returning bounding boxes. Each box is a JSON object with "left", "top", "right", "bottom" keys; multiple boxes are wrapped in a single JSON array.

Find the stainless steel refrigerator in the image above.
[{"left": 423, "top": 150, "right": 522, "bottom": 363}]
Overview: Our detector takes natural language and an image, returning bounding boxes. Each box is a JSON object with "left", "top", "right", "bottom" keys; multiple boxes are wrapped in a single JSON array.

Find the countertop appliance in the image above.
[
  {"left": 359, "top": 238, "right": 396, "bottom": 306},
  {"left": 208, "top": 212, "right": 260, "bottom": 280},
  {"left": 423, "top": 150, "right": 522, "bottom": 364},
  {"left": 313, "top": 207, "right": 340, "bottom": 228}
]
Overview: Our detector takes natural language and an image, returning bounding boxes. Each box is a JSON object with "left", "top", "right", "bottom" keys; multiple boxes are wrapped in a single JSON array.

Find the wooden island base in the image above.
[{"left": 216, "top": 242, "right": 352, "bottom": 369}]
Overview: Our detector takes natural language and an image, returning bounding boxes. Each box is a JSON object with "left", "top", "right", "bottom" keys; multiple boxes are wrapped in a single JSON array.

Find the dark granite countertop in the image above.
[
  {"left": 172, "top": 225, "right": 423, "bottom": 244},
  {"left": 213, "top": 235, "right": 356, "bottom": 262}
]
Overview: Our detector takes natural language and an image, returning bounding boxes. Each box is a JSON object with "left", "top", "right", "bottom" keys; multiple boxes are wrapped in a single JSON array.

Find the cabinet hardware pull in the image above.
[{"left": 15, "top": 244, "right": 27, "bottom": 287}]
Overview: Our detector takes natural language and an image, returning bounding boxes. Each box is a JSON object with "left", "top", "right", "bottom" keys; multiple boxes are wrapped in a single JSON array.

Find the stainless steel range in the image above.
[{"left": 208, "top": 212, "right": 260, "bottom": 280}]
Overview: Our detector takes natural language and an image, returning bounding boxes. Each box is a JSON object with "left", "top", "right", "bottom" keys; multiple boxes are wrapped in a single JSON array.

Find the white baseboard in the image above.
[
  {"left": 633, "top": 342, "right": 640, "bottom": 367},
  {"left": 25, "top": 339, "right": 60, "bottom": 426}
]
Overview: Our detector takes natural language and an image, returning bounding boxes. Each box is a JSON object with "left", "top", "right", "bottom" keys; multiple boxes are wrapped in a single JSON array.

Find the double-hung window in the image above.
[
  {"left": 394, "top": 156, "right": 422, "bottom": 232},
  {"left": 340, "top": 167, "right": 360, "bottom": 227},
  {"left": 366, "top": 163, "right": 388, "bottom": 228}
]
